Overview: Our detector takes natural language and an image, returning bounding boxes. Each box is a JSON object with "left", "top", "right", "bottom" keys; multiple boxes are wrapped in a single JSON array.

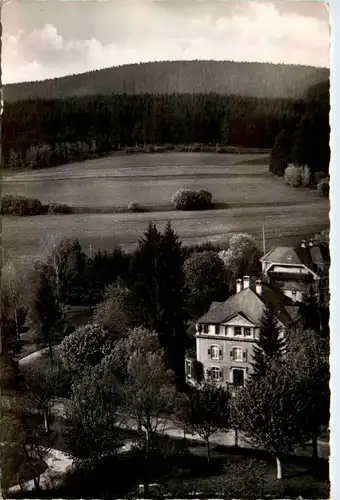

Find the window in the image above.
[
  {"left": 185, "top": 360, "right": 192, "bottom": 378},
  {"left": 211, "top": 345, "right": 220, "bottom": 359},
  {"left": 233, "top": 347, "right": 243, "bottom": 362},
  {"left": 244, "top": 327, "right": 252, "bottom": 337},
  {"left": 234, "top": 326, "right": 242, "bottom": 336},
  {"left": 203, "top": 324, "right": 209, "bottom": 334},
  {"left": 233, "top": 369, "right": 244, "bottom": 386},
  {"left": 230, "top": 347, "right": 247, "bottom": 362},
  {"left": 215, "top": 325, "right": 220, "bottom": 335},
  {"left": 211, "top": 367, "right": 222, "bottom": 381}
]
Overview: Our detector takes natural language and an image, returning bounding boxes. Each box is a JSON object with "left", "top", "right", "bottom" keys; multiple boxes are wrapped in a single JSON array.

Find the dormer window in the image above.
[
  {"left": 234, "top": 326, "right": 242, "bottom": 336},
  {"left": 244, "top": 327, "right": 252, "bottom": 337},
  {"left": 287, "top": 255, "right": 292, "bottom": 262}
]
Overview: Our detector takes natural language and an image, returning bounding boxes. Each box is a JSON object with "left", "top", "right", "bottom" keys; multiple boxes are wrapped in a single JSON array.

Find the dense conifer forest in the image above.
[
  {"left": 3, "top": 78, "right": 329, "bottom": 173},
  {"left": 4, "top": 60, "right": 329, "bottom": 102}
]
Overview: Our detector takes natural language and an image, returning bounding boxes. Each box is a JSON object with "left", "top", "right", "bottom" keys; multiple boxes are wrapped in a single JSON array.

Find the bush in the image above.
[
  {"left": 47, "top": 202, "right": 73, "bottom": 214},
  {"left": 128, "top": 201, "right": 140, "bottom": 212},
  {"left": 197, "top": 189, "right": 212, "bottom": 208},
  {"left": 172, "top": 189, "right": 213, "bottom": 211},
  {"left": 59, "top": 323, "right": 116, "bottom": 374},
  {"left": 284, "top": 163, "right": 311, "bottom": 188},
  {"left": 284, "top": 164, "right": 302, "bottom": 187},
  {"left": 317, "top": 178, "right": 329, "bottom": 197},
  {"left": 301, "top": 165, "right": 311, "bottom": 187},
  {"left": 1, "top": 195, "right": 43, "bottom": 216},
  {"left": 314, "top": 171, "right": 328, "bottom": 186}
]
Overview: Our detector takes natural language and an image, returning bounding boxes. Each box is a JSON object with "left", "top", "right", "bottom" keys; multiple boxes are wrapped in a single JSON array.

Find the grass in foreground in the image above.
[{"left": 8, "top": 427, "right": 329, "bottom": 499}]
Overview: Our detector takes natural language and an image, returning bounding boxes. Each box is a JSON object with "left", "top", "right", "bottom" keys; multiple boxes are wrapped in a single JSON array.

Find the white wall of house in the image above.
[{"left": 197, "top": 315, "right": 259, "bottom": 340}]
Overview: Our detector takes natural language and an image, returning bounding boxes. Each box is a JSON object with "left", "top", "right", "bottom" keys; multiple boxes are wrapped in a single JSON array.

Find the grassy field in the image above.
[{"left": 2, "top": 153, "right": 329, "bottom": 260}]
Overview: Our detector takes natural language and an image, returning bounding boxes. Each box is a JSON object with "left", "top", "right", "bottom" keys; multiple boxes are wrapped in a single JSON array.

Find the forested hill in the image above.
[{"left": 4, "top": 60, "right": 329, "bottom": 102}]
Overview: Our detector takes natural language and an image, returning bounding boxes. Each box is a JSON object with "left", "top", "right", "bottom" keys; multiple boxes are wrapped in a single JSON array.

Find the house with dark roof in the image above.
[
  {"left": 260, "top": 240, "right": 324, "bottom": 303},
  {"left": 185, "top": 275, "right": 301, "bottom": 388}
]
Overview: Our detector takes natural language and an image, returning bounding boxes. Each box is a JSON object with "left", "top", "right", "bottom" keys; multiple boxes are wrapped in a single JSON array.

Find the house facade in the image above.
[
  {"left": 186, "top": 241, "right": 328, "bottom": 388},
  {"left": 185, "top": 275, "right": 301, "bottom": 388},
  {"left": 260, "top": 241, "right": 323, "bottom": 303}
]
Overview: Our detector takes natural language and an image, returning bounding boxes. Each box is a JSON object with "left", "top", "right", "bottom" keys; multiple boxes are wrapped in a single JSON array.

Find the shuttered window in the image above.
[
  {"left": 230, "top": 347, "right": 247, "bottom": 362},
  {"left": 211, "top": 367, "right": 222, "bottom": 381},
  {"left": 211, "top": 345, "right": 220, "bottom": 359}
]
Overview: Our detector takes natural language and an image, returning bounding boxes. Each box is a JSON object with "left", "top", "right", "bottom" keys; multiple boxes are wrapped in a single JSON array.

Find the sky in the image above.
[{"left": 2, "top": 0, "right": 330, "bottom": 84}]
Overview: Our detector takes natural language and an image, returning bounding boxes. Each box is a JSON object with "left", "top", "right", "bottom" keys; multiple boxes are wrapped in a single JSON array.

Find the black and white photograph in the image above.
[{"left": 0, "top": 0, "right": 331, "bottom": 498}]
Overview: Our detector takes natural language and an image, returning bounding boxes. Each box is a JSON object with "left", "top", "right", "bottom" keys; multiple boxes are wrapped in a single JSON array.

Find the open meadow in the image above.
[{"left": 2, "top": 152, "right": 329, "bottom": 260}]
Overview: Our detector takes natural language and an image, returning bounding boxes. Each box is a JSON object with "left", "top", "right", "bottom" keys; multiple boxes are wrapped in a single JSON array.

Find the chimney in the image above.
[
  {"left": 301, "top": 240, "right": 306, "bottom": 248},
  {"left": 236, "top": 279, "right": 242, "bottom": 294},
  {"left": 255, "top": 280, "right": 262, "bottom": 295},
  {"left": 243, "top": 276, "right": 250, "bottom": 290}
]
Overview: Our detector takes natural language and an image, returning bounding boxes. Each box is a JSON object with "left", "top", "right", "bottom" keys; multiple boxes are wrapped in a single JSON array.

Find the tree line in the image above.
[{"left": 3, "top": 81, "right": 329, "bottom": 173}]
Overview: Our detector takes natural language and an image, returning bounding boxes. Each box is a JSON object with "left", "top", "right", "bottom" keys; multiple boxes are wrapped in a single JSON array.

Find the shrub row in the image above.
[
  {"left": 283, "top": 164, "right": 329, "bottom": 197},
  {"left": 124, "top": 144, "right": 270, "bottom": 155},
  {"left": 1, "top": 195, "right": 72, "bottom": 216},
  {"left": 172, "top": 189, "right": 213, "bottom": 211},
  {"left": 1, "top": 195, "right": 43, "bottom": 216}
]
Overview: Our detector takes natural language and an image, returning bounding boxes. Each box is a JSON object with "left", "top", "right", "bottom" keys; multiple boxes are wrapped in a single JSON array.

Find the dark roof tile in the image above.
[{"left": 198, "top": 284, "right": 294, "bottom": 327}]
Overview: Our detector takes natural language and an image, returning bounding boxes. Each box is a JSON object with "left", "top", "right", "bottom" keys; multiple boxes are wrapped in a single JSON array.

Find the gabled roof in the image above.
[
  {"left": 209, "top": 302, "right": 223, "bottom": 312},
  {"left": 262, "top": 244, "right": 328, "bottom": 271},
  {"left": 198, "top": 284, "right": 295, "bottom": 328},
  {"left": 261, "top": 247, "right": 303, "bottom": 265}
]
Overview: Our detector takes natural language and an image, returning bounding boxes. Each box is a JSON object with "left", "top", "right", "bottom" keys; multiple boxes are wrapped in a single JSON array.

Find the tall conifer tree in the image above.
[{"left": 251, "top": 306, "right": 285, "bottom": 380}]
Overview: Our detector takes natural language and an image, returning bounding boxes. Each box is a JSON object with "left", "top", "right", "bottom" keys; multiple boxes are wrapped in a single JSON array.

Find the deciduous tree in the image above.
[
  {"left": 184, "top": 250, "right": 230, "bottom": 318},
  {"left": 93, "top": 279, "right": 134, "bottom": 335},
  {"left": 235, "top": 362, "right": 309, "bottom": 480},
  {"left": 21, "top": 359, "right": 70, "bottom": 433},
  {"left": 59, "top": 322, "right": 115, "bottom": 375},
  {"left": 65, "top": 367, "right": 123, "bottom": 467},
  {"left": 28, "top": 269, "right": 65, "bottom": 361},
  {"left": 178, "top": 382, "right": 231, "bottom": 463},
  {"left": 286, "top": 328, "right": 329, "bottom": 462},
  {"left": 218, "top": 233, "right": 260, "bottom": 280}
]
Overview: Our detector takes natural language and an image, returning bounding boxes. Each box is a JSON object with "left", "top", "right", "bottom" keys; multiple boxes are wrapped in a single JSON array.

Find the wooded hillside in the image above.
[{"left": 4, "top": 60, "right": 329, "bottom": 102}]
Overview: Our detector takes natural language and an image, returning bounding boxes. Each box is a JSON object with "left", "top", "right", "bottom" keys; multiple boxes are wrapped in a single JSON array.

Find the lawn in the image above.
[{"left": 2, "top": 152, "right": 329, "bottom": 261}]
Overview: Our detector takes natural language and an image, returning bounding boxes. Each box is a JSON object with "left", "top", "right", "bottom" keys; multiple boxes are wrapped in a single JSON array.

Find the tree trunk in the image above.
[
  {"left": 312, "top": 432, "right": 319, "bottom": 460},
  {"left": 276, "top": 456, "right": 283, "bottom": 480},
  {"left": 44, "top": 411, "right": 49, "bottom": 433},
  {"left": 234, "top": 428, "right": 239, "bottom": 447},
  {"left": 13, "top": 307, "right": 19, "bottom": 341},
  {"left": 205, "top": 438, "right": 211, "bottom": 463},
  {"left": 145, "top": 418, "right": 153, "bottom": 447},
  {"left": 143, "top": 481, "right": 150, "bottom": 497},
  {"left": 48, "top": 340, "right": 53, "bottom": 362},
  {"left": 32, "top": 468, "right": 40, "bottom": 491},
  {"left": 137, "top": 415, "right": 142, "bottom": 432}
]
